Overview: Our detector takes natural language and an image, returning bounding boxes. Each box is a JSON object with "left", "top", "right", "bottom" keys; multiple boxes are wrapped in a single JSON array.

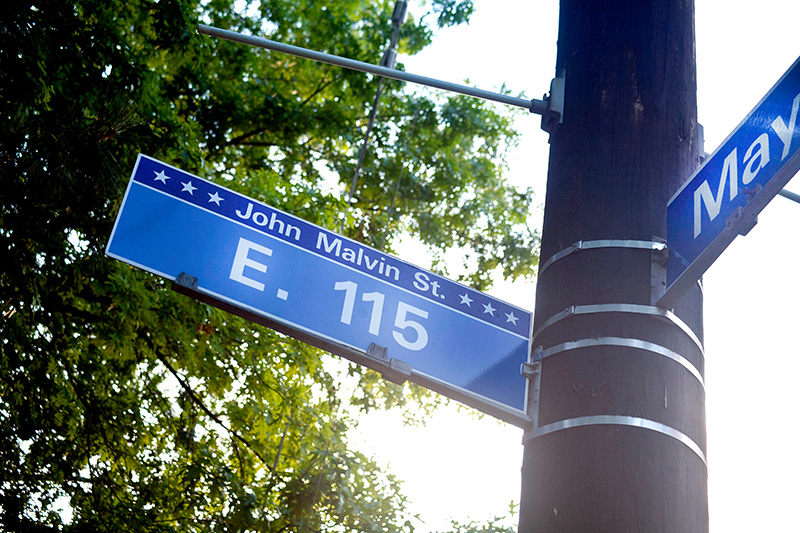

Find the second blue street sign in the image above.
[
  {"left": 659, "top": 55, "right": 800, "bottom": 308},
  {"left": 107, "top": 155, "right": 533, "bottom": 427}
]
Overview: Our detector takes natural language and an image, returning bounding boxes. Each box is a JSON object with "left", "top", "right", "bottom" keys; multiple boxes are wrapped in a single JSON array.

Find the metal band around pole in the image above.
[
  {"left": 523, "top": 415, "right": 707, "bottom": 466},
  {"left": 525, "top": 336, "right": 704, "bottom": 387},
  {"left": 198, "top": 24, "right": 548, "bottom": 114},
  {"left": 538, "top": 239, "right": 666, "bottom": 277},
  {"left": 531, "top": 303, "right": 704, "bottom": 355}
]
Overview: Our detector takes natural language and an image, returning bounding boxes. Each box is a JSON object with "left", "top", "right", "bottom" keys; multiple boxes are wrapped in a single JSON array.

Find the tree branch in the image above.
[
  {"left": 232, "top": 437, "right": 245, "bottom": 480},
  {"left": 235, "top": 141, "right": 279, "bottom": 147},
  {"left": 154, "top": 350, "right": 273, "bottom": 470},
  {"left": 272, "top": 408, "right": 292, "bottom": 473},
  {"left": 226, "top": 70, "right": 337, "bottom": 147},
  {"left": 299, "top": 69, "right": 337, "bottom": 107}
]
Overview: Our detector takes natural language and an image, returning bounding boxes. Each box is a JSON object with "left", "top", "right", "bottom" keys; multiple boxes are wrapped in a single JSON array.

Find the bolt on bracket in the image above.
[
  {"left": 175, "top": 272, "right": 199, "bottom": 290},
  {"left": 367, "top": 343, "right": 412, "bottom": 385}
]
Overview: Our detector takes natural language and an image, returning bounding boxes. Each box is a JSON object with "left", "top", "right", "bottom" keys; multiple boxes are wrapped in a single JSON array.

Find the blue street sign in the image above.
[
  {"left": 107, "top": 155, "right": 533, "bottom": 426},
  {"left": 660, "top": 56, "right": 800, "bottom": 309}
]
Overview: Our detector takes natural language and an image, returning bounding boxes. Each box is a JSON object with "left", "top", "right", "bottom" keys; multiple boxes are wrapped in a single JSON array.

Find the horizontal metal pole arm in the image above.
[
  {"left": 779, "top": 188, "right": 800, "bottom": 204},
  {"left": 198, "top": 24, "right": 548, "bottom": 114}
]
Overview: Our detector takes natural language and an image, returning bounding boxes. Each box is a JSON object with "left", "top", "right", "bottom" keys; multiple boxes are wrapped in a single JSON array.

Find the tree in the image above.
[{"left": 0, "top": 0, "right": 538, "bottom": 530}]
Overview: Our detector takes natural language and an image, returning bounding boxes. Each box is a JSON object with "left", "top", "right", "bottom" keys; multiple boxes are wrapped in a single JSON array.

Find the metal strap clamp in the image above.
[
  {"left": 539, "top": 239, "right": 667, "bottom": 277},
  {"left": 532, "top": 303, "right": 704, "bottom": 355},
  {"left": 523, "top": 336, "right": 704, "bottom": 388},
  {"left": 522, "top": 415, "right": 707, "bottom": 466}
]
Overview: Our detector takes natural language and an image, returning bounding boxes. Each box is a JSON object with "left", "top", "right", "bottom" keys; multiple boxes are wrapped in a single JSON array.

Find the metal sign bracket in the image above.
[
  {"left": 541, "top": 70, "right": 565, "bottom": 134},
  {"left": 650, "top": 236, "right": 668, "bottom": 306},
  {"left": 366, "top": 343, "right": 413, "bottom": 385},
  {"left": 521, "top": 355, "right": 542, "bottom": 434}
]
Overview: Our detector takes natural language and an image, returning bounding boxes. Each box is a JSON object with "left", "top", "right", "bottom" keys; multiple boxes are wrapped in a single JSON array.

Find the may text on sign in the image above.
[
  {"left": 106, "top": 155, "right": 533, "bottom": 426},
  {"left": 660, "top": 56, "right": 800, "bottom": 308}
]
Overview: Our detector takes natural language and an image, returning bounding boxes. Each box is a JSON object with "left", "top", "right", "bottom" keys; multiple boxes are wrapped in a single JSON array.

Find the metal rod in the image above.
[
  {"left": 349, "top": 77, "right": 386, "bottom": 201},
  {"left": 198, "top": 24, "right": 547, "bottom": 114},
  {"left": 779, "top": 188, "right": 800, "bottom": 204},
  {"left": 349, "top": 0, "right": 407, "bottom": 201}
]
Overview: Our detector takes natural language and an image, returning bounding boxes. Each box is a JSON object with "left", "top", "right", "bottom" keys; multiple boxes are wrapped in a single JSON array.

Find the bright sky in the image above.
[{"left": 350, "top": 1, "right": 800, "bottom": 531}]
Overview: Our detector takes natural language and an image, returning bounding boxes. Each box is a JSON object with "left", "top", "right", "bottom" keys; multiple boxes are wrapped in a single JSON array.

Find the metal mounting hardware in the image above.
[
  {"left": 175, "top": 272, "right": 199, "bottom": 290},
  {"left": 380, "top": 0, "right": 408, "bottom": 70},
  {"left": 521, "top": 347, "right": 543, "bottom": 382},
  {"left": 725, "top": 205, "right": 759, "bottom": 237},
  {"left": 652, "top": 252, "right": 705, "bottom": 308},
  {"left": 366, "top": 342, "right": 389, "bottom": 361},
  {"left": 697, "top": 123, "right": 709, "bottom": 162},
  {"left": 529, "top": 336, "right": 704, "bottom": 388},
  {"left": 650, "top": 235, "right": 668, "bottom": 267},
  {"left": 538, "top": 239, "right": 667, "bottom": 277},
  {"left": 521, "top": 357, "right": 542, "bottom": 430},
  {"left": 391, "top": 0, "right": 408, "bottom": 25},
  {"left": 531, "top": 302, "right": 704, "bottom": 355},
  {"left": 650, "top": 236, "right": 669, "bottom": 306},
  {"left": 198, "top": 24, "right": 549, "bottom": 115},
  {"left": 366, "top": 343, "right": 412, "bottom": 385},
  {"left": 522, "top": 415, "right": 707, "bottom": 466},
  {"left": 521, "top": 364, "right": 539, "bottom": 381},
  {"left": 779, "top": 188, "right": 800, "bottom": 204},
  {"left": 541, "top": 70, "right": 565, "bottom": 133},
  {"left": 722, "top": 183, "right": 763, "bottom": 237},
  {"left": 384, "top": 358, "right": 413, "bottom": 385}
]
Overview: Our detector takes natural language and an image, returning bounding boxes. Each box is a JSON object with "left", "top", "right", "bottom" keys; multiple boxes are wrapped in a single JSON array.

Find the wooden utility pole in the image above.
[{"left": 519, "top": 1, "right": 708, "bottom": 530}]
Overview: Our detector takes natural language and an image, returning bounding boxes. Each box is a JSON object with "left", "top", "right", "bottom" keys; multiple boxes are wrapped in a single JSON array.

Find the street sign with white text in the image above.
[
  {"left": 659, "top": 56, "right": 800, "bottom": 309},
  {"left": 106, "top": 155, "right": 533, "bottom": 426}
]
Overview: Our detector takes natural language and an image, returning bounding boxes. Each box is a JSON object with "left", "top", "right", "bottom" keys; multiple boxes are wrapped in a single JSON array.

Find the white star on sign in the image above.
[
  {"left": 154, "top": 170, "right": 169, "bottom": 184},
  {"left": 208, "top": 191, "right": 223, "bottom": 206},
  {"left": 181, "top": 181, "right": 197, "bottom": 195},
  {"left": 505, "top": 312, "right": 519, "bottom": 325},
  {"left": 482, "top": 302, "right": 496, "bottom": 316},
  {"left": 459, "top": 293, "right": 473, "bottom": 307}
]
